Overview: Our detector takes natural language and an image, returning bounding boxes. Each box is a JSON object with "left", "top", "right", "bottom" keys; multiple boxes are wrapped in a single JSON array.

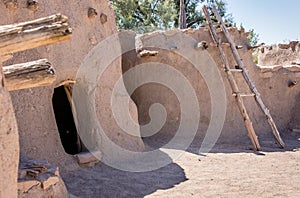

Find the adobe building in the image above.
[{"left": 0, "top": 0, "right": 299, "bottom": 197}]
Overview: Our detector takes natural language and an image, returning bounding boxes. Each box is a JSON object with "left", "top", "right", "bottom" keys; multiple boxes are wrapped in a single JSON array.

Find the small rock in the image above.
[
  {"left": 293, "top": 148, "right": 300, "bottom": 152},
  {"left": 80, "top": 161, "right": 99, "bottom": 167},
  {"left": 74, "top": 151, "right": 101, "bottom": 165},
  {"left": 41, "top": 176, "right": 59, "bottom": 190},
  {"left": 46, "top": 166, "right": 60, "bottom": 177},
  {"left": 18, "top": 169, "right": 27, "bottom": 179},
  {"left": 18, "top": 180, "right": 40, "bottom": 193}
]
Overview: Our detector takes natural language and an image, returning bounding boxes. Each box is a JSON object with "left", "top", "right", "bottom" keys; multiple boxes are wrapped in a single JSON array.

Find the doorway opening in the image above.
[{"left": 52, "top": 83, "right": 83, "bottom": 155}]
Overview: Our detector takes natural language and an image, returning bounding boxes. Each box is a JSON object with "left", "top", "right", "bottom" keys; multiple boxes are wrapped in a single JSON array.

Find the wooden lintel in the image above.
[
  {"left": 3, "top": 59, "right": 56, "bottom": 91},
  {"left": 0, "top": 14, "right": 72, "bottom": 56}
]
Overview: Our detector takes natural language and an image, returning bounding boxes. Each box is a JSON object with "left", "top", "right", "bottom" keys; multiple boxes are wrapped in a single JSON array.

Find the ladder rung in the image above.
[
  {"left": 232, "top": 92, "right": 255, "bottom": 97},
  {"left": 226, "top": 69, "right": 243, "bottom": 72}
]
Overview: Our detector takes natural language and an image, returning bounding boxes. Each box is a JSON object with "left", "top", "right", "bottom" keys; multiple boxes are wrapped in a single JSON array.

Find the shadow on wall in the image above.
[
  {"left": 290, "top": 92, "right": 300, "bottom": 130},
  {"left": 119, "top": 31, "right": 300, "bottom": 156}
]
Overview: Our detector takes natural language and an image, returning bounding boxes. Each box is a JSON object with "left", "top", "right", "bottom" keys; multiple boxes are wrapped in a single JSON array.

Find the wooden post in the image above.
[
  {"left": 0, "top": 14, "right": 72, "bottom": 56},
  {"left": 3, "top": 59, "right": 56, "bottom": 91},
  {"left": 211, "top": 6, "right": 285, "bottom": 148},
  {"left": 179, "top": 0, "right": 186, "bottom": 29},
  {"left": 203, "top": 5, "right": 261, "bottom": 150}
]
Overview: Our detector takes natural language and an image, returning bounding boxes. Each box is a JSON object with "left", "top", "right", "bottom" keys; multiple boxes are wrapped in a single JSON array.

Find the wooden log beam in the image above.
[
  {"left": 0, "top": 14, "right": 72, "bottom": 56},
  {"left": 3, "top": 59, "right": 56, "bottom": 91}
]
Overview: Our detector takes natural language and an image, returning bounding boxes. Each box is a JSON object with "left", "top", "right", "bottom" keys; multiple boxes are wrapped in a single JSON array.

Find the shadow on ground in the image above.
[
  {"left": 62, "top": 161, "right": 187, "bottom": 198},
  {"left": 186, "top": 131, "right": 300, "bottom": 155},
  {"left": 62, "top": 131, "right": 299, "bottom": 197}
]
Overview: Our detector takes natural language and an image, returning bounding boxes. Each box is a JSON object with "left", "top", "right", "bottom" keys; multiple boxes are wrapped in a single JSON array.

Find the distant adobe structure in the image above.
[
  {"left": 257, "top": 41, "right": 300, "bottom": 129},
  {"left": 258, "top": 41, "right": 300, "bottom": 66}
]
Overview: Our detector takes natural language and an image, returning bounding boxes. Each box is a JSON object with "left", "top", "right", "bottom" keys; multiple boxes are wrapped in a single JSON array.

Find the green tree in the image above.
[
  {"left": 110, "top": 0, "right": 232, "bottom": 33},
  {"left": 174, "top": 0, "right": 233, "bottom": 28},
  {"left": 248, "top": 28, "right": 259, "bottom": 46},
  {"left": 238, "top": 24, "right": 260, "bottom": 46},
  {"left": 110, "top": 0, "right": 177, "bottom": 33},
  {"left": 110, "top": 0, "right": 258, "bottom": 45}
]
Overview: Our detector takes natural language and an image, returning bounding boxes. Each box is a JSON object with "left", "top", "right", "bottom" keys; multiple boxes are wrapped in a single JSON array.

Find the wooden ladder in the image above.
[{"left": 202, "top": 5, "right": 285, "bottom": 150}]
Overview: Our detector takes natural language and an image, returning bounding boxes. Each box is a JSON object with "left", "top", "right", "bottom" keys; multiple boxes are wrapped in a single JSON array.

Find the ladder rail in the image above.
[
  {"left": 202, "top": 5, "right": 261, "bottom": 150},
  {"left": 210, "top": 6, "right": 285, "bottom": 148}
]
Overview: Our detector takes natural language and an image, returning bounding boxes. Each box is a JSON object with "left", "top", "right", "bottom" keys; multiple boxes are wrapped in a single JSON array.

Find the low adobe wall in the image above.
[
  {"left": 258, "top": 41, "right": 300, "bottom": 66},
  {"left": 257, "top": 41, "right": 300, "bottom": 130},
  {"left": 121, "top": 28, "right": 300, "bottom": 147}
]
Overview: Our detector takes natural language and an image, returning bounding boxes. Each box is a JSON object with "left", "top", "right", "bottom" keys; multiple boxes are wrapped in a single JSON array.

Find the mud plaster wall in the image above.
[
  {"left": 257, "top": 41, "right": 300, "bottom": 130},
  {"left": 0, "top": 61, "right": 19, "bottom": 198},
  {"left": 121, "top": 28, "right": 300, "bottom": 147},
  {"left": 0, "top": 0, "right": 143, "bottom": 169},
  {"left": 258, "top": 41, "right": 300, "bottom": 66}
]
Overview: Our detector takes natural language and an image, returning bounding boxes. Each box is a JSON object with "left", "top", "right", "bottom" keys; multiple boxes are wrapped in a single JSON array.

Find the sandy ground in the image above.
[{"left": 63, "top": 134, "right": 300, "bottom": 198}]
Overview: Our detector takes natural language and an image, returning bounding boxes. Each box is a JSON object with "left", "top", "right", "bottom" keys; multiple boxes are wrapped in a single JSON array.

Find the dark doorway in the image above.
[{"left": 52, "top": 85, "right": 82, "bottom": 155}]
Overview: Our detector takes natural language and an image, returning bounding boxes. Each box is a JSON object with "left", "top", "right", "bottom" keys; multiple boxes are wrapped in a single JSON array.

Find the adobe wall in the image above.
[
  {"left": 258, "top": 41, "right": 300, "bottom": 66},
  {"left": 0, "top": 0, "right": 143, "bottom": 169},
  {"left": 121, "top": 28, "right": 300, "bottom": 147},
  {"left": 257, "top": 41, "right": 300, "bottom": 130},
  {"left": 0, "top": 61, "right": 19, "bottom": 198}
]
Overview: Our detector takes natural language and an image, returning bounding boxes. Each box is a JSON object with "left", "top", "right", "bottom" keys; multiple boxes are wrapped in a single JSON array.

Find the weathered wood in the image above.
[
  {"left": 292, "top": 129, "right": 300, "bottom": 133},
  {"left": 232, "top": 93, "right": 255, "bottom": 97},
  {"left": 0, "top": 14, "right": 72, "bottom": 56},
  {"left": 227, "top": 69, "right": 243, "bottom": 72},
  {"left": 248, "top": 43, "right": 265, "bottom": 50},
  {"left": 3, "top": 59, "right": 56, "bottom": 91},
  {"left": 139, "top": 50, "right": 159, "bottom": 57},
  {"left": 179, "top": 0, "right": 186, "bottom": 29},
  {"left": 211, "top": 6, "right": 285, "bottom": 148},
  {"left": 203, "top": 5, "right": 261, "bottom": 151},
  {"left": 55, "top": 79, "right": 76, "bottom": 88}
]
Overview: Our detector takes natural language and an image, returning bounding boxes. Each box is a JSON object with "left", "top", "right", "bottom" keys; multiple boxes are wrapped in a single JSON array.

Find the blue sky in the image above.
[{"left": 226, "top": 0, "right": 300, "bottom": 44}]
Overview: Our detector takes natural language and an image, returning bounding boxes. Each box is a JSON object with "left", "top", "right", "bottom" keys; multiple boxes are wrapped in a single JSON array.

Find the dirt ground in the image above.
[{"left": 63, "top": 133, "right": 300, "bottom": 198}]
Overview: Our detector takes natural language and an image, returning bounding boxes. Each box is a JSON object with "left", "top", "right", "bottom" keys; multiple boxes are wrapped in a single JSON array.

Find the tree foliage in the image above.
[
  {"left": 110, "top": 0, "right": 259, "bottom": 46},
  {"left": 237, "top": 24, "right": 259, "bottom": 46},
  {"left": 174, "top": 0, "right": 233, "bottom": 28},
  {"left": 110, "top": 0, "right": 232, "bottom": 33},
  {"left": 247, "top": 29, "right": 259, "bottom": 46},
  {"left": 110, "top": 0, "right": 177, "bottom": 33}
]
